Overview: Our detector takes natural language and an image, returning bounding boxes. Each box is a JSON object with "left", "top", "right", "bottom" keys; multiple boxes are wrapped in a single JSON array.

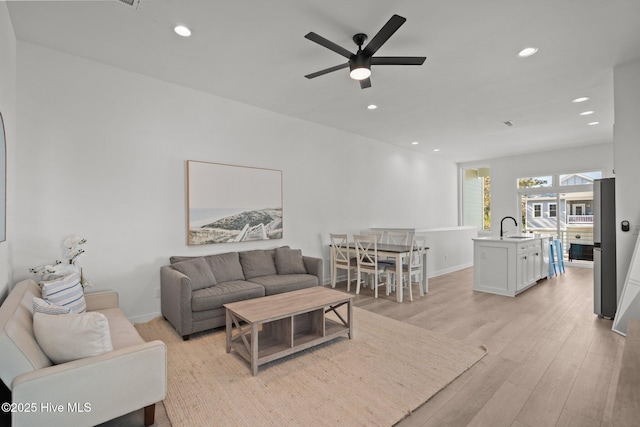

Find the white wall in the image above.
[
  {"left": 461, "top": 143, "right": 614, "bottom": 235},
  {"left": 416, "top": 227, "right": 477, "bottom": 277},
  {"left": 0, "top": 3, "right": 16, "bottom": 301},
  {"left": 13, "top": 42, "right": 458, "bottom": 321},
  {"left": 614, "top": 58, "right": 640, "bottom": 299}
]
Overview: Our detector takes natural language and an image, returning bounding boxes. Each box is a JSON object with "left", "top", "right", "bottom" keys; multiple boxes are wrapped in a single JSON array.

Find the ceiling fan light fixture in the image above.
[
  {"left": 350, "top": 67, "right": 371, "bottom": 80},
  {"left": 349, "top": 55, "right": 371, "bottom": 80},
  {"left": 304, "top": 15, "right": 425, "bottom": 89}
]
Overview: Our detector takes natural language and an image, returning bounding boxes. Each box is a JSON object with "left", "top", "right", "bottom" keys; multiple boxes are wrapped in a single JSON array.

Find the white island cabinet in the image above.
[{"left": 473, "top": 236, "right": 551, "bottom": 297}]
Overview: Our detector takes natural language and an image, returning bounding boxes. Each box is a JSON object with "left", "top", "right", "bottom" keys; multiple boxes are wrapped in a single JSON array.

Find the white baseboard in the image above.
[
  {"left": 428, "top": 263, "right": 473, "bottom": 278},
  {"left": 325, "top": 263, "right": 473, "bottom": 286},
  {"left": 129, "top": 311, "right": 161, "bottom": 324}
]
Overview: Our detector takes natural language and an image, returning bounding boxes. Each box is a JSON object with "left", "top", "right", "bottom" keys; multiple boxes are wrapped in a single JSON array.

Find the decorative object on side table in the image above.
[{"left": 29, "top": 235, "right": 92, "bottom": 289}]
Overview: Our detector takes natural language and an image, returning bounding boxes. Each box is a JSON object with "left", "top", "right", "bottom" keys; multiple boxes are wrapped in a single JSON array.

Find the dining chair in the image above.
[
  {"left": 330, "top": 233, "right": 356, "bottom": 291},
  {"left": 386, "top": 231, "right": 409, "bottom": 245},
  {"left": 384, "top": 231, "right": 410, "bottom": 265},
  {"left": 385, "top": 236, "right": 426, "bottom": 301},
  {"left": 353, "top": 234, "right": 388, "bottom": 298},
  {"left": 366, "top": 230, "right": 386, "bottom": 243}
]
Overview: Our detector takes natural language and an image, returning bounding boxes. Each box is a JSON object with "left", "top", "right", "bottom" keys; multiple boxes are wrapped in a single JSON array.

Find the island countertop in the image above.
[{"left": 473, "top": 234, "right": 553, "bottom": 243}]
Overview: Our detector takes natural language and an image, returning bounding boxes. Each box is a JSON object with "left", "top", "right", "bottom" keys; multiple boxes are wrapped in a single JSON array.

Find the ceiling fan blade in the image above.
[
  {"left": 304, "top": 62, "right": 349, "bottom": 79},
  {"left": 371, "top": 56, "right": 426, "bottom": 66},
  {"left": 362, "top": 14, "right": 406, "bottom": 57},
  {"left": 305, "top": 32, "right": 353, "bottom": 59},
  {"left": 360, "top": 78, "right": 372, "bottom": 89}
]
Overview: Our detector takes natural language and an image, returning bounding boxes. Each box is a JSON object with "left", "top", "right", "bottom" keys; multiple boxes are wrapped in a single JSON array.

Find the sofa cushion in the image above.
[
  {"left": 171, "top": 257, "right": 217, "bottom": 291},
  {"left": 191, "top": 280, "right": 265, "bottom": 312},
  {"left": 40, "top": 272, "right": 86, "bottom": 314},
  {"left": 33, "top": 311, "right": 113, "bottom": 364},
  {"left": 204, "top": 252, "right": 245, "bottom": 283},
  {"left": 247, "top": 274, "right": 318, "bottom": 296},
  {"left": 274, "top": 247, "right": 308, "bottom": 275},
  {"left": 32, "top": 297, "right": 72, "bottom": 315},
  {"left": 169, "top": 255, "right": 192, "bottom": 264},
  {"left": 239, "top": 249, "right": 277, "bottom": 279}
]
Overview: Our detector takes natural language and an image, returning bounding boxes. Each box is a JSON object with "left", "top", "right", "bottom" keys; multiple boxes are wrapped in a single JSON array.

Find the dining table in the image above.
[{"left": 336, "top": 242, "right": 429, "bottom": 303}]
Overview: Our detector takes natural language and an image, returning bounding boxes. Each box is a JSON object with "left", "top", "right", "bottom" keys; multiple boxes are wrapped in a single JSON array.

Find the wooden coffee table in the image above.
[{"left": 224, "top": 286, "right": 354, "bottom": 375}]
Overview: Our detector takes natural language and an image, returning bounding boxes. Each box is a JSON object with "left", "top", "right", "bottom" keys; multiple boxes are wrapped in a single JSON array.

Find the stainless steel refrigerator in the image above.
[{"left": 594, "top": 177, "right": 616, "bottom": 318}]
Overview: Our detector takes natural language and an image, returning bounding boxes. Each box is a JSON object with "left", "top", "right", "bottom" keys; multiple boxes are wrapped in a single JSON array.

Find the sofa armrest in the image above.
[
  {"left": 85, "top": 291, "right": 119, "bottom": 311},
  {"left": 303, "top": 256, "right": 323, "bottom": 285},
  {"left": 11, "top": 340, "right": 166, "bottom": 427},
  {"left": 160, "top": 265, "right": 193, "bottom": 338}
]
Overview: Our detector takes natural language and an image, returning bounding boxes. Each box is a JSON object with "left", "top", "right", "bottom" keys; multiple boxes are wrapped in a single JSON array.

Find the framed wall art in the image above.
[{"left": 187, "top": 160, "right": 283, "bottom": 245}]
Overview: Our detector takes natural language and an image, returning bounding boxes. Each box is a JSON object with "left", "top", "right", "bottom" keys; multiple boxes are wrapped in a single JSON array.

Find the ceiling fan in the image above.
[{"left": 304, "top": 14, "right": 426, "bottom": 89}]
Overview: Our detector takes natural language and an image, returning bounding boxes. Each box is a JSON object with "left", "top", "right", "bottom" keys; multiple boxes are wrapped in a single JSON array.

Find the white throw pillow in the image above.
[
  {"left": 32, "top": 297, "right": 72, "bottom": 315},
  {"left": 33, "top": 311, "right": 113, "bottom": 364},
  {"left": 40, "top": 272, "right": 87, "bottom": 314}
]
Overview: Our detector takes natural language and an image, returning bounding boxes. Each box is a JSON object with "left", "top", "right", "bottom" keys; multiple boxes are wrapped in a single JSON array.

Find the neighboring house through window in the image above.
[
  {"left": 533, "top": 203, "right": 542, "bottom": 218},
  {"left": 549, "top": 203, "right": 557, "bottom": 218}
]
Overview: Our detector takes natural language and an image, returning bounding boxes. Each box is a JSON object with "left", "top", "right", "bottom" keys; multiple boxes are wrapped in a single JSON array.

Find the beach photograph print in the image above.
[{"left": 187, "top": 161, "right": 283, "bottom": 245}]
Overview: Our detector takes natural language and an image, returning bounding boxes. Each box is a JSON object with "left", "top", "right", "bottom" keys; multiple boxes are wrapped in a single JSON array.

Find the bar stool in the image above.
[
  {"left": 549, "top": 242, "right": 558, "bottom": 277},
  {"left": 554, "top": 239, "right": 565, "bottom": 274}
]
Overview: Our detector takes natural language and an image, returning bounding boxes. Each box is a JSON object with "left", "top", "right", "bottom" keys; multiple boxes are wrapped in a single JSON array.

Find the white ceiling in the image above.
[{"left": 7, "top": 0, "right": 640, "bottom": 163}]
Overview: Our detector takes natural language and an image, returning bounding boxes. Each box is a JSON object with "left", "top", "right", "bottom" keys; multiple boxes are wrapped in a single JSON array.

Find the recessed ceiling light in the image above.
[
  {"left": 433, "top": 148, "right": 440, "bottom": 152},
  {"left": 517, "top": 47, "right": 538, "bottom": 58},
  {"left": 411, "top": 141, "right": 419, "bottom": 145},
  {"left": 588, "top": 121, "right": 600, "bottom": 126},
  {"left": 174, "top": 25, "right": 191, "bottom": 37},
  {"left": 367, "top": 104, "right": 378, "bottom": 110},
  {"left": 572, "top": 97, "right": 590, "bottom": 103},
  {"left": 580, "top": 111, "right": 594, "bottom": 116}
]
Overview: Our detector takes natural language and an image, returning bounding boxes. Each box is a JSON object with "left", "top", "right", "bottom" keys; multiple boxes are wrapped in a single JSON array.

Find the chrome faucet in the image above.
[{"left": 500, "top": 216, "right": 517, "bottom": 237}]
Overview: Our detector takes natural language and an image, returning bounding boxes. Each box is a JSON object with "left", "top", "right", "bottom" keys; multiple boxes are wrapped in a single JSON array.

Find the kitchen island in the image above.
[{"left": 473, "top": 235, "right": 552, "bottom": 297}]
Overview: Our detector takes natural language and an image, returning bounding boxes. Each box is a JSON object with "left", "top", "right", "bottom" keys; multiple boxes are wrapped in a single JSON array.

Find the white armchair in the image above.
[{"left": 0, "top": 280, "right": 166, "bottom": 427}]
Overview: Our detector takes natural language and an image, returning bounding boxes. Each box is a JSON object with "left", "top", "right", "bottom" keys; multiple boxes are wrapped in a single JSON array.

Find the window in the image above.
[
  {"left": 533, "top": 204, "right": 542, "bottom": 218},
  {"left": 462, "top": 166, "right": 490, "bottom": 231},
  {"left": 518, "top": 169, "right": 603, "bottom": 264},
  {"left": 517, "top": 176, "right": 552, "bottom": 189},
  {"left": 559, "top": 171, "right": 602, "bottom": 186}
]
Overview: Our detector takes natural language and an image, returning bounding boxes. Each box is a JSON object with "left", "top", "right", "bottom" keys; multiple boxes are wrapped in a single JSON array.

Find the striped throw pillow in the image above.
[
  {"left": 33, "top": 297, "right": 73, "bottom": 315},
  {"left": 40, "top": 272, "right": 87, "bottom": 314}
]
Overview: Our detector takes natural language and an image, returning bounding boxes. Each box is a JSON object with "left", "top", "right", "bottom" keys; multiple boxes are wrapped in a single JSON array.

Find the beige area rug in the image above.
[{"left": 135, "top": 307, "right": 487, "bottom": 427}]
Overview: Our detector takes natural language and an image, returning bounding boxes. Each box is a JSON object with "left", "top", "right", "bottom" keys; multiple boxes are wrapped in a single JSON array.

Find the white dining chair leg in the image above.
[
  {"left": 346, "top": 267, "right": 351, "bottom": 292},
  {"left": 386, "top": 275, "right": 391, "bottom": 296},
  {"left": 355, "top": 269, "right": 362, "bottom": 294},
  {"left": 374, "top": 271, "right": 379, "bottom": 298},
  {"left": 331, "top": 262, "right": 336, "bottom": 288}
]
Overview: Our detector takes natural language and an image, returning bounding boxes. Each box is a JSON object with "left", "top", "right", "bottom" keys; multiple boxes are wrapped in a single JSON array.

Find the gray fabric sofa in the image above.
[{"left": 160, "top": 246, "right": 323, "bottom": 340}]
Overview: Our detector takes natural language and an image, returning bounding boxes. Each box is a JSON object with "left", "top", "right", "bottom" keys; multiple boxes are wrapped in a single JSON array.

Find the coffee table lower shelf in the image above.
[{"left": 225, "top": 291, "right": 353, "bottom": 375}]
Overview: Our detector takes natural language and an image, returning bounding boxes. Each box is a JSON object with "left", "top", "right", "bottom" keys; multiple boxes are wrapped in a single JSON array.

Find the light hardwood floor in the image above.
[
  {"left": 380, "top": 266, "right": 623, "bottom": 427},
  {"left": 102, "top": 265, "right": 624, "bottom": 427}
]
